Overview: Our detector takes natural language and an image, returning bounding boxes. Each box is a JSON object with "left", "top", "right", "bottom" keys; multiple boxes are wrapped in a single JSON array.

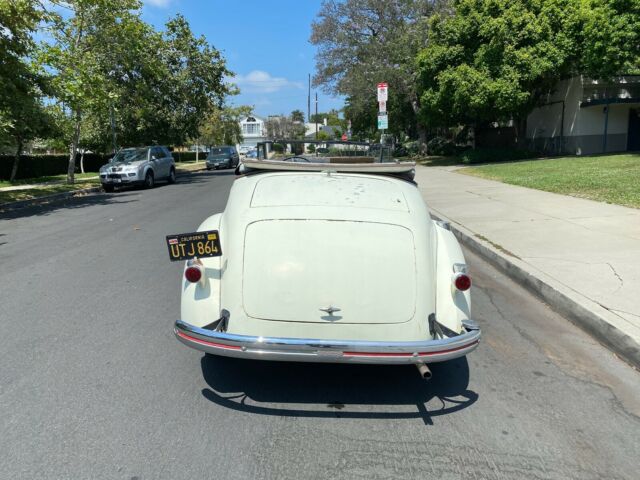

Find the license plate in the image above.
[
  {"left": 113, "top": 178, "right": 121, "bottom": 183},
  {"left": 166, "top": 230, "right": 222, "bottom": 261}
]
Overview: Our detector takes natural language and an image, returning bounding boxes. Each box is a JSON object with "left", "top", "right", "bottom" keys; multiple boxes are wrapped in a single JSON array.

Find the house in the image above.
[
  {"left": 526, "top": 75, "right": 640, "bottom": 155},
  {"left": 238, "top": 115, "right": 267, "bottom": 152},
  {"left": 304, "top": 118, "right": 342, "bottom": 140}
]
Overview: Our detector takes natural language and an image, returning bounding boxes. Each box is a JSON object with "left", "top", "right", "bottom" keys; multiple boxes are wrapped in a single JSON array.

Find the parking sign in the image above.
[
  {"left": 377, "top": 83, "right": 388, "bottom": 102},
  {"left": 377, "top": 113, "right": 388, "bottom": 130}
]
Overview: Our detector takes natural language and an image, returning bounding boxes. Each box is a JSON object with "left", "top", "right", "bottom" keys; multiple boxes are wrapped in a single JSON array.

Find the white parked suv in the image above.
[{"left": 100, "top": 146, "right": 175, "bottom": 192}]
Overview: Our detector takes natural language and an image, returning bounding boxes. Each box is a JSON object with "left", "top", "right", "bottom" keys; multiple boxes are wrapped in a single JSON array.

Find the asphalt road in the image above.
[{"left": 1, "top": 171, "right": 639, "bottom": 480}]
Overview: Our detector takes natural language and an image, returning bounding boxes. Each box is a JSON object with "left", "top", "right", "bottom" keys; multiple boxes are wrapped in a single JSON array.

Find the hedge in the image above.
[
  {"left": 457, "top": 147, "right": 537, "bottom": 164},
  {"left": 172, "top": 151, "right": 203, "bottom": 162},
  {"left": 0, "top": 149, "right": 208, "bottom": 180},
  {"left": 0, "top": 153, "right": 112, "bottom": 181}
]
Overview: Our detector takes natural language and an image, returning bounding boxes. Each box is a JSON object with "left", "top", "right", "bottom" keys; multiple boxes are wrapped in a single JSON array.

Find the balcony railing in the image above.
[{"left": 581, "top": 76, "right": 640, "bottom": 106}]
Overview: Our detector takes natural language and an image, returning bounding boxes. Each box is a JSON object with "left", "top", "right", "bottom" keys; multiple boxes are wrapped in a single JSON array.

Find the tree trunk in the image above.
[
  {"left": 410, "top": 93, "right": 428, "bottom": 154},
  {"left": 10, "top": 138, "right": 23, "bottom": 182},
  {"left": 80, "top": 150, "right": 85, "bottom": 174},
  {"left": 67, "top": 111, "right": 81, "bottom": 184}
]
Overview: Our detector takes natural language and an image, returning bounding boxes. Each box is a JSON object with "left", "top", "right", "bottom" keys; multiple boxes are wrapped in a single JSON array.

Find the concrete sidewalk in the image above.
[{"left": 415, "top": 165, "right": 640, "bottom": 362}]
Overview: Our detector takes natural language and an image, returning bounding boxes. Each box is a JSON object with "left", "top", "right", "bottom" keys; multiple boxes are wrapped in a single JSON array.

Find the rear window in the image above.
[{"left": 210, "top": 147, "right": 232, "bottom": 155}]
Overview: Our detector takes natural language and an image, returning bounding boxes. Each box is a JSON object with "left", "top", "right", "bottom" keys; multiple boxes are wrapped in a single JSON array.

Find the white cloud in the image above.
[
  {"left": 145, "top": 0, "right": 172, "bottom": 7},
  {"left": 231, "top": 70, "right": 304, "bottom": 94}
]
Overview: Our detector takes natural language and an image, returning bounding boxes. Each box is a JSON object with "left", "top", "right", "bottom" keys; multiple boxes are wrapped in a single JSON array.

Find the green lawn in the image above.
[
  {"left": 175, "top": 161, "right": 206, "bottom": 172},
  {"left": 0, "top": 172, "right": 98, "bottom": 188},
  {"left": 0, "top": 179, "right": 101, "bottom": 205},
  {"left": 459, "top": 153, "right": 640, "bottom": 209}
]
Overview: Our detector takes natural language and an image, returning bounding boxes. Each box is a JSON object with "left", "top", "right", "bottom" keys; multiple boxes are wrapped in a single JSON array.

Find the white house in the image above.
[
  {"left": 526, "top": 75, "right": 640, "bottom": 155},
  {"left": 238, "top": 115, "right": 267, "bottom": 152}
]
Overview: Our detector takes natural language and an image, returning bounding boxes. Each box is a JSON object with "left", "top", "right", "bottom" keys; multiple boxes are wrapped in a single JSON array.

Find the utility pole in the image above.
[
  {"left": 315, "top": 92, "right": 318, "bottom": 140},
  {"left": 307, "top": 74, "right": 311, "bottom": 123},
  {"left": 109, "top": 103, "right": 117, "bottom": 154}
]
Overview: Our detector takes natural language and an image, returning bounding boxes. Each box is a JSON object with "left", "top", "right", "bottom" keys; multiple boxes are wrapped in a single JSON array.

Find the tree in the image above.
[
  {"left": 310, "top": 0, "right": 447, "bottom": 144},
  {"left": 415, "top": 0, "right": 640, "bottom": 138},
  {"left": 0, "top": 0, "right": 53, "bottom": 180},
  {"left": 291, "top": 109, "right": 305, "bottom": 123},
  {"left": 316, "top": 130, "right": 331, "bottom": 141},
  {"left": 42, "top": 0, "right": 146, "bottom": 183},
  {"left": 198, "top": 105, "right": 252, "bottom": 146},
  {"left": 265, "top": 114, "right": 306, "bottom": 139},
  {"left": 41, "top": 3, "right": 233, "bottom": 183},
  {"left": 310, "top": 109, "right": 347, "bottom": 129},
  {"left": 581, "top": 0, "right": 640, "bottom": 78},
  {"left": 154, "top": 15, "right": 232, "bottom": 147}
]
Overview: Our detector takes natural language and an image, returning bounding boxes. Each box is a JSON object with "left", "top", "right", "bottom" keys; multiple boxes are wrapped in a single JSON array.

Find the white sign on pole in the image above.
[
  {"left": 377, "top": 82, "right": 388, "bottom": 102},
  {"left": 378, "top": 101, "right": 387, "bottom": 113},
  {"left": 377, "top": 113, "right": 388, "bottom": 130}
]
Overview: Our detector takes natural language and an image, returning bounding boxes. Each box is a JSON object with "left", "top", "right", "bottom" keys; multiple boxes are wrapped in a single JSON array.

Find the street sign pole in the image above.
[{"left": 377, "top": 82, "right": 389, "bottom": 161}]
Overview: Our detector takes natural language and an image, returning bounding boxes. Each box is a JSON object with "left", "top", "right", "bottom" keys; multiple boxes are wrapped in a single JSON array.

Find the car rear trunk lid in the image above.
[{"left": 242, "top": 219, "right": 417, "bottom": 324}]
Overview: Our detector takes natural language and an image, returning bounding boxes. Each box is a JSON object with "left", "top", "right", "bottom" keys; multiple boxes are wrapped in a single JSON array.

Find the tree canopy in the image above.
[
  {"left": 416, "top": 0, "right": 640, "bottom": 130},
  {"left": 198, "top": 105, "right": 252, "bottom": 146},
  {"left": 0, "top": 0, "right": 54, "bottom": 179},
  {"left": 310, "top": 0, "right": 448, "bottom": 142},
  {"left": 13, "top": 0, "right": 235, "bottom": 183}
]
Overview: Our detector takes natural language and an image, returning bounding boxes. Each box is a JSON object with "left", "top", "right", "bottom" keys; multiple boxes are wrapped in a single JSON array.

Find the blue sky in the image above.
[{"left": 142, "top": 0, "right": 344, "bottom": 118}]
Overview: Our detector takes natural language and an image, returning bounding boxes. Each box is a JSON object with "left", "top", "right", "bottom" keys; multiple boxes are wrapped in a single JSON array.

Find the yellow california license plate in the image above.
[{"left": 166, "top": 230, "right": 222, "bottom": 261}]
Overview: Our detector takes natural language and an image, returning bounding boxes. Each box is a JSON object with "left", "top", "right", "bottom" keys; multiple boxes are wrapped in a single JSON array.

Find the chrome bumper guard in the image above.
[{"left": 174, "top": 319, "right": 481, "bottom": 364}]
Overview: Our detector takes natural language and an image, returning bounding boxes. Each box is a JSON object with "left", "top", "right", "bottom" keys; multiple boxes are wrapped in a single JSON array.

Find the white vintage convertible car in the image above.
[{"left": 170, "top": 158, "right": 480, "bottom": 379}]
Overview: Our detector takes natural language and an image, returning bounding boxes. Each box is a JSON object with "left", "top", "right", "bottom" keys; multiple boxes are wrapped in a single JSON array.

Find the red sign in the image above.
[
  {"left": 341, "top": 133, "right": 348, "bottom": 141},
  {"left": 377, "top": 82, "right": 388, "bottom": 102}
]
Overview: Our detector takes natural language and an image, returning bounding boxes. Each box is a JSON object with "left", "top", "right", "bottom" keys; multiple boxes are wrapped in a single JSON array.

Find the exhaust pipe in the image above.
[{"left": 415, "top": 362, "right": 432, "bottom": 380}]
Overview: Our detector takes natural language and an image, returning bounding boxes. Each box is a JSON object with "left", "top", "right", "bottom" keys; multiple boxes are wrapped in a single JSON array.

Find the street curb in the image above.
[
  {"left": 0, "top": 166, "right": 207, "bottom": 212},
  {"left": 431, "top": 210, "right": 640, "bottom": 370}
]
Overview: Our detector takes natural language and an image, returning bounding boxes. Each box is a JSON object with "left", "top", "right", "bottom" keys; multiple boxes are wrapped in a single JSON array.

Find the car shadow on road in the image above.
[
  {"left": 200, "top": 356, "right": 478, "bottom": 425},
  {"left": 0, "top": 191, "right": 140, "bottom": 220}
]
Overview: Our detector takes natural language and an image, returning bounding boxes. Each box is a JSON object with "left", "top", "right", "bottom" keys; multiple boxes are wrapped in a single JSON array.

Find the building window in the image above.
[{"left": 243, "top": 123, "right": 260, "bottom": 135}]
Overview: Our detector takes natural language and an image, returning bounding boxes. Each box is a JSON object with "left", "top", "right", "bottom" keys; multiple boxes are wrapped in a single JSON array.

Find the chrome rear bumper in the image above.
[{"left": 174, "top": 320, "right": 481, "bottom": 364}]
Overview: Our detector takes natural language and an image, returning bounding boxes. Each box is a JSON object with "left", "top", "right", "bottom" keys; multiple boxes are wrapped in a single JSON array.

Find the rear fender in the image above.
[
  {"left": 180, "top": 213, "right": 223, "bottom": 327},
  {"left": 433, "top": 221, "right": 471, "bottom": 334}
]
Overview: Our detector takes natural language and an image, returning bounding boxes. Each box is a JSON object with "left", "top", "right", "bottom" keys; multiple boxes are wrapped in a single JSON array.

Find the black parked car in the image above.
[{"left": 206, "top": 146, "right": 239, "bottom": 170}]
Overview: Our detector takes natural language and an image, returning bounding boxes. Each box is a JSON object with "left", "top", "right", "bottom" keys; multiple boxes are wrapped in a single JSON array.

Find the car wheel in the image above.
[
  {"left": 168, "top": 167, "right": 176, "bottom": 184},
  {"left": 144, "top": 171, "right": 155, "bottom": 189},
  {"left": 103, "top": 184, "right": 114, "bottom": 193}
]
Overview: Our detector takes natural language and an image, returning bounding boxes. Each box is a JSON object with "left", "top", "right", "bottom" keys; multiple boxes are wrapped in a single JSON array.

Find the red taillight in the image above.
[
  {"left": 184, "top": 265, "right": 202, "bottom": 283},
  {"left": 453, "top": 273, "right": 471, "bottom": 291}
]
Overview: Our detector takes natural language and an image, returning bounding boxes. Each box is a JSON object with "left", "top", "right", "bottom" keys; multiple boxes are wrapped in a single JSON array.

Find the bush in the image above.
[
  {"left": 403, "top": 141, "right": 420, "bottom": 156},
  {"left": 0, "top": 153, "right": 111, "bottom": 180},
  {"left": 393, "top": 144, "right": 408, "bottom": 157},
  {"left": 427, "top": 137, "right": 456, "bottom": 156},
  {"left": 271, "top": 143, "right": 284, "bottom": 153},
  {"left": 457, "top": 147, "right": 536, "bottom": 164},
  {"left": 172, "top": 151, "right": 201, "bottom": 162},
  {"left": 307, "top": 144, "right": 316, "bottom": 153}
]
